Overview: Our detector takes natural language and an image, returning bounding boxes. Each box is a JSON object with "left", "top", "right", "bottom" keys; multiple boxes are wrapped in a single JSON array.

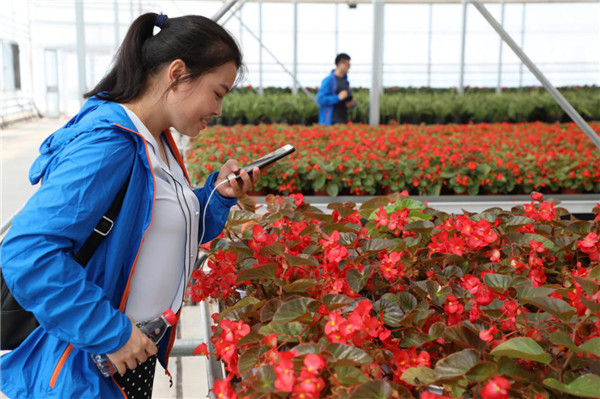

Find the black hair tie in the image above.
[{"left": 155, "top": 14, "right": 168, "bottom": 29}]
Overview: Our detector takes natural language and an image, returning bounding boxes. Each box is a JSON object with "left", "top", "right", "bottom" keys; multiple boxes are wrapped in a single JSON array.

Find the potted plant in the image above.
[{"left": 191, "top": 193, "right": 600, "bottom": 398}]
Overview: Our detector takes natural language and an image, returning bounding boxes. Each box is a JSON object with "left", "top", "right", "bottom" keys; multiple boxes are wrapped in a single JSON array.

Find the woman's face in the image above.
[{"left": 167, "top": 61, "right": 237, "bottom": 138}]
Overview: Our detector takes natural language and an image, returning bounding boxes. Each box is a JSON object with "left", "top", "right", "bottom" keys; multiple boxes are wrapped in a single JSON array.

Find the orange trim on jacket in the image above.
[
  {"left": 49, "top": 344, "right": 74, "bottom": 388},
  {"left": 164, "top": 129, "right": 191, "bottom": 184},
  {"left": 113, "top": 123, "right": 157, "bottom": 313}
]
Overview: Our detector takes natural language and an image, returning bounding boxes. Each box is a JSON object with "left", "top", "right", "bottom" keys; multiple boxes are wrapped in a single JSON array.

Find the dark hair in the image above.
[
  {"left": 335, "top": 53, "right": 351, "bottom": 66},
  {"left": 85, "top": 13, "right": 244, "bottom": 102}
]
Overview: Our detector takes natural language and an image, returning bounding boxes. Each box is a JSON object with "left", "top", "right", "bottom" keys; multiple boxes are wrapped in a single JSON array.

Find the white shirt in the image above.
[{"left": 120, "top": 105, "right": 200, "bottom": 322}]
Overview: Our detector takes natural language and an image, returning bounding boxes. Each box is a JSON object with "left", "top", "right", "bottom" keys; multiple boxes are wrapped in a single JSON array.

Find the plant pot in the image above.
[
  {"left": 561, "top": 188, "right": 580, "bottom": 194},
  {"left": 247, "top": 188, "right": 267, "bottom": 196}
]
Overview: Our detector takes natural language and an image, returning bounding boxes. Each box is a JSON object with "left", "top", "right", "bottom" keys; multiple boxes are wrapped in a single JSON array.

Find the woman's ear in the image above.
[{"left": 166, "top": 59, "right": 188, "bottom": 89}]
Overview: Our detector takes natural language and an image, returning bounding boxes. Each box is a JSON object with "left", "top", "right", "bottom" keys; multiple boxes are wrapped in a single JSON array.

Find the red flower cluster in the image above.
[
  {"left": 187, "top": 122, "right": 600, "bottom": 196},
  {"left": 212, "top": 319, "right": 250, "bottom": 375},
  {"left": 481, "top": 376, "right": 511, "bottom": 399},
  {"left": 274, "top": 352, "right": 326, "bottom": 398},
  {"left": 429, "top": 215, "right": 499, "bottom": 256},
  {"left": 189, "top": 194, "right": 600, "bottom": 398},
  {"left": 324, "top": 300, "right": 389, "bottom": 345},
  {"left": 577, "top": 232, "right": 600, "bottom": 261},
  {"left": 190, "top": 250, "right": 238, "bottom": 302}
]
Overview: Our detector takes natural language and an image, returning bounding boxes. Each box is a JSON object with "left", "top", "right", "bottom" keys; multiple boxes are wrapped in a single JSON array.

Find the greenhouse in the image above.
[{"left": 1, "top": 0, "right": 599, "bottom": 398}]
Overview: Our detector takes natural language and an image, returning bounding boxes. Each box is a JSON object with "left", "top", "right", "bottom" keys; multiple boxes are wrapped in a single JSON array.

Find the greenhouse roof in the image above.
[{"left": 225, "top": 0, "right": 597, "bottom": 3}]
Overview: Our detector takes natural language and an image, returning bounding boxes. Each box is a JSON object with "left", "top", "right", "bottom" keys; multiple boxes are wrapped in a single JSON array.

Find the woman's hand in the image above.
[
  {"left": 106, "top": 317, "right": 157, "bottom": 375},
  {"left": 215, "top": 159, "right": 260, "bottom": 198}
]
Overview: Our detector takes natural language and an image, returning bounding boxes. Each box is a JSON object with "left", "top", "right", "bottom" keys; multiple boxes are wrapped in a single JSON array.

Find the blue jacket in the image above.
[
  {"left": 0, "top": 97, "right": 237, "bottom": 398},
  {"left": 316, "top": 70, "right": 352, "bottom": 125}
]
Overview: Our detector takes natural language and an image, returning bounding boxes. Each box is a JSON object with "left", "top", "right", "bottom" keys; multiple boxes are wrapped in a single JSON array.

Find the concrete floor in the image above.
[{"left": 1, "top": 117, "right": 213, "bottom": 398}]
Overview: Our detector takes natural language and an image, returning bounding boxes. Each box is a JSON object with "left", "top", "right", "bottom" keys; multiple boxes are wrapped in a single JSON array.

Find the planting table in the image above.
[{"left": 251, "top": 194, "right": 598, "bottom": 219}]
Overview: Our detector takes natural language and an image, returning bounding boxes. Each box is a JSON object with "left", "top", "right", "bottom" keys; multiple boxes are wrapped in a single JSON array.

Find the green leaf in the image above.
[
  {"left": 238, "top": 345, "right": 269, "bottom": 376},
  {"left": 285, "top": 254, "right": 319, "bottom": 267},
  {"left": 350, "top": 380, "right": 392, "bottom": 399},
  {"left": 292, "top": 343, "right": 324, "bottom": 355},
  {"left": 505, "top": 233, "right": 554, "bottom": 250},
  {"left": 490, "top": 337, "right": 551, "bottom": 364},
  {"left": 373, "top": 298, "right": 404, "bottom": 327},
  {"left": 444, "top": 325, "right": 486, "bottom": 351},
  {"left": 259, "top": 321, "right": 304, "bottom": 337},
  {"left": 272, "top": 298, "right": 315, "bottom": 324},
  {"left": 256, "top": 365, "right": 277, "bottom": 392},
  {"left": 347, "top": 268, "right": 369, "bottom": 293},
  {"left": 521, "top": 296, "right": 576, "bottom": 323},
  {"left": 483, "top": 273, "right": 512, "bottom": 292},
  {"left": 398, "top": 292, "right": 419, "bottom": 313},
  {"left": 566, "top": 221, "right": 592, "bottom": 235},
  {"left": 504, "top": 215, "right": 535, "bottom": 228},
  {"left": 283, "top": 279, "right": 320, "bottom": 293},
  {"left": 428, "top": 322, "right": 445, "bottom": 340},
  {"left": 237, "top": 330, "right": 260, "bottom": 347},
  {"left": 433, "top": 349, "right": 480, "bottom": 379},
  {"left": 360, "top": 238, "right": 399, "bottom": 252},
  {"left": 258, "top": 243, "right": 286, "bottom": 256},
  {"left": 581, "top": 297, "right": 600, "bottom": 313},
  {"left": 401, "top": 366, "right": 435, "bottom": 386},
  {"left": 579, "top": 337, "right": 600, "bottom": 356},
  {"left": 573, "top": 276, "right": 599, "bottom": 295},
  {"left": 227, "top": 209, "right": 259, "bottom": 226},
  {"left": 543, "top": 374, "right": 600, "bottom": 398},
  {"left": 400, "top": 332, "right": 430, "bottom": 348},
  {"left": 260, "top": 298, "right": 282, "bottom": 323},
  {"left": 326, "top": 343, "right": 373, "bottom": 366},
  {"left": 327, "top": 182, "right": 340, "bottom": 197},
  {"left": 235, "top": 263, "right": 277, "bottom": 283},
  {"left": 334, "top": 366, "right": 370, "bottom": 387},
  {"left": 550, "top": 332, "right": 579, "bottom": 352},
  {"left": 404, "top": 220, "right": 434, "bottom": 234},
  {"left": 465, "top": 362, "right": 497, "bottom": 382},
  {"left": 218, "top": 297, "right": 261, "bottom": 321},
  {"left": 323, "top": 294, "right": 354, "bottom": 311}
]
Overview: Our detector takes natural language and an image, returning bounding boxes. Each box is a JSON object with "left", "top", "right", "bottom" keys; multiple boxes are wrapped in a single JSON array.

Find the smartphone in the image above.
[{"left": 227, "top": 144, "right": 296, "bottom": 181}]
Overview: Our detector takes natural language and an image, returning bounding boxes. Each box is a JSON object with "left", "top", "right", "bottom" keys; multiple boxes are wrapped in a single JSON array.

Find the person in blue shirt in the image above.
[
  {"left": 316, "top": 53, "right": 356, "bottom": 125},
  {"left": 1, "top": 12, "right": 260, "bottom": 399}
]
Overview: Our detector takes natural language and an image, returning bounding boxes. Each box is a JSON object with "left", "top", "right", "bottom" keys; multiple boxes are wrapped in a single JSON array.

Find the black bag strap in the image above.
[{"left": 73, "top": 171, "right": 132, "bottom": 266}]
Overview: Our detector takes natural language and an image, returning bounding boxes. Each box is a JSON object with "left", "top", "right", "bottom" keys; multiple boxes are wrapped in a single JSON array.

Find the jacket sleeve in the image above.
[
  {"left": 317, "top": 76, "right": 340, "bottom": 106},
  {"left": 0, "top": 129, "right": 134, "bottom": 354},
  {"left": 194, "top": 172, "right": 238, "bottom": 243}
]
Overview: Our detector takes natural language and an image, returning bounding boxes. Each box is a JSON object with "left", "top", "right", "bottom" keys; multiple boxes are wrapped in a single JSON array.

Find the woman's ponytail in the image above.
[
  {"left": 85, "top": 13, "right": 161, "bottom": 102},
  {"left": 85, "top": 12, "right": 243, "bottom": 104}
]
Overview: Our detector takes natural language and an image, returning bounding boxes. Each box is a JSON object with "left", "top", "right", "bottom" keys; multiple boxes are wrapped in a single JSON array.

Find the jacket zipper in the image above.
[{"left": 49, "top": 344, "right": 74, "bottom": 389}]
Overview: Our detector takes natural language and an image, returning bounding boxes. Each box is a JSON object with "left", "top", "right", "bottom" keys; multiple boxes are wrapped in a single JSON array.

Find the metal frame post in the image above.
[
  {"left": 229, "top": 9, "right": 317, "bottom": 103},
  {"left": 469, "top": 0, "right": 600, "bottom": 150},
  {"left": 258, "top": 0, "right": 264, "bottom": 95},
  {"left": 369, "top": 0, "right": 384, "bottom": 125},
  {"left": 427, "top": 3, "right": 433, "bottom": 87},
  {"left": 293, "top": 0, "right": 298, "bottom": 94},
  {"left": 519, "top": 3, "right": 526, "bottom": 86},
  {"left": 458, "top": 0, "right": 467, "bottom": 94},
  {"left": 496, "top": 0, "right": 505, "bottom": 93},
  {"left": 212, "top": 0, "right": 239, "bottom": 22},
  {"left": 75, "top": 0, "right": 87, "bottom": 106},
  {"left": 335, "top": 3, "right": 339, "bottom": 55},
  {"left": 114, "top": 0, "right": 120, "bottom": 52}
]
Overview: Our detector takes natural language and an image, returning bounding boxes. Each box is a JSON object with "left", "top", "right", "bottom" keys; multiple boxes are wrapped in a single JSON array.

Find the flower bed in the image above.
[
  {"left": 190, "top": 193, "right": 600, "bottom": 399},
  {"left": 186, "top": 122, "right": 600, "bottom": 196}
]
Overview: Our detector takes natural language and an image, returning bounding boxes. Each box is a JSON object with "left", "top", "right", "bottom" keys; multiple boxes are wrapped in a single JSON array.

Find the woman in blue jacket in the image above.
[{"left": 1, "top": 13, "right": 258, "bottom": 399}]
